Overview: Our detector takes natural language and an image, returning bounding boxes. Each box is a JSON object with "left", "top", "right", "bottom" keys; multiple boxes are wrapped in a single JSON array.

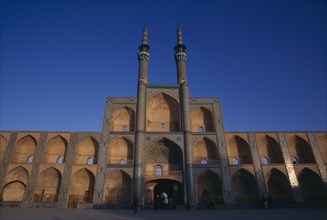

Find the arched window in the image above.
[
  {"left": 161, "top": 123, "right": 165, "bottom": 129},
  {"left": 232, "top": 158, "right": 239, "bottom": 165},
  {"left": 155, "top": 165, "right": 163, "bottom": 176},
  {"left": 200, "top": 158, "right": 208, "bottom": 164},
  {"left": 262, "top": 157, "right": 269, "bottom": 165},
  {"left": 57, "top": 156, "right": 63, "bottom": 164},
  {"left": 291, "top": 157, "right": 299, "bottom": 164},
  {"left": 122, "top": 126, "right": 129, "bottom": 131},
  {"left": 27, "top": 156, "right": 33, "bottom": 163},
  {"left": 87, "top": 157, "right": 93, "bottom": 165},
  {"left": 119, "top": 159, "right": 126, "bottom": 164},
  {"left": 198, "top": 127, "right": 204, "bottom": 132}
]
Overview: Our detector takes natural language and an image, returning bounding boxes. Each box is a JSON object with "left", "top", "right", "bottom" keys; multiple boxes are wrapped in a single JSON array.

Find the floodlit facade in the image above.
[{"left": 0, "top": 27, "right": 326, "bottom": 209}]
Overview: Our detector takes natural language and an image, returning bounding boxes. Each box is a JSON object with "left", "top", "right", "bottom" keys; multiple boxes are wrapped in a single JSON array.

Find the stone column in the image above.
[
  {"left": 0, "top": 132, "right": 17, "bottom": 189},
  {"left": 247, "top": 133, "right": 267, "bottom": 197},
  {"left": 93, "top": 99, "right": 113, "bottom": 206},
  {"left": 23, "top": 132, "right": 47, "bottom": 207},
  {"left": 277, "top": 132, "right": 303, "bottom": 203},
  {"left": 56, "top": 133, "right": 78, "bottom": 208},
  {"left": 307, "top": 133, "right": 327, "bottom": 189},
  {"left": 212, "top": 98, "right": 234, "bottom": 206}
]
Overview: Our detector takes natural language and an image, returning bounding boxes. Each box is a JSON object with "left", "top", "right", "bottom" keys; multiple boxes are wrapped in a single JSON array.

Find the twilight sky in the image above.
[{"left": 1, "top": 0, "right": 326, "bottom": 132}]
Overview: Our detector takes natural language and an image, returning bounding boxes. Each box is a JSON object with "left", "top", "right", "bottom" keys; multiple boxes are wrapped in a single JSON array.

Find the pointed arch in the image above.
[
  {"left": 107, "top": 136, "right": 133, "bottom": 164},
  {"left": 228, "top": 136, "right": 253, "bottom": 164},
  {"left": 104, "top": 170, "right": 131, "bottom": 204},
  {"left": 33, "top": 167, "right": 62, "bottom": 202},
  {"left": 146, "top": 92, "right": 180, "bottom": 132},
  {"left": 0, "top": 135, "right": 8, "bottom": 163},
  {"left": 0, "top": 181, "right": 26, "bottom": 202},
  {"left": 294, "top": 136, "right": 315, "bottom": 163},
  {"left": 11, "top": 135, "right": 37, "bottom": 163},
  {"left": 74, "top": 136, "right": 99, "bottom": 165},
  {"left": 232, "top": 169, "right": 259, "bottom": 204},
  {"left": 3, "top": 166, "right": 29, "bottom": 186},
  {"left": 110, "top": 107, "right": 135, "bottom": 132},
  {"left": 193, "top": 137, "right": 219, "bottom": 164},
  {"left": 197, "top": 170, "right": 224, "bottom": 205},
  {"left": 266, "top": 135, "right": 284, "bottom": 163},
  {"left": 69, "top": 168, "right": 95, "bottom": 203},
  {"left": 267, "top": 168, "right": 294, "bottom": 204},
  {"left": 42, "top": 135, "right": 68, "bottom": 164},
  {"left": 298, "top": 168, "right": 327, "bottom": 203},
  {"left": 191, "top": 107, "right": 215, "bottom": 132}
]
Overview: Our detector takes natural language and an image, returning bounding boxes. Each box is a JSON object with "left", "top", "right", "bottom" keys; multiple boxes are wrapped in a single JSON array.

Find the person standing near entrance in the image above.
[{"left": 133, "top": 196, "right": 139, "bottom": 214}]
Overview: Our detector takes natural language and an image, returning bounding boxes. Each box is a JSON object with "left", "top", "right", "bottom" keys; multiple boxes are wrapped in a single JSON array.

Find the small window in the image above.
[
  {"left": 198, "top": 127, "right": 204, "bottom": 132},
  {"left": 122, "top": 126, "right": 129, "bottom": 131},
  {"left": 161, "top": 123, "right": 165, "bottom": 129},
  {"left": 57, "top": 156, "right": 63, "bottom": 164},
  {"left": 232, "top": 158, "right": 239, "bottom": 165},
  {"left": 87, "top": 157, "right": 93, "bottom": 165},
  {"left": 262, "top": 157, "right": 269, "bottom": 165},
  {"left": 155, "top": 165, "right": 163, "bottom": 176},
  {"left": 119, "top": 159, "right": 126, "bottom": 164},
  {"left": 27, "top": 156, "right": 33, "bottom": 163},
  {"left": 200, "top": 159, "right": 208, "bottom": 164},
  {"left": 291, "top": 157, "right": 298, "bottom": 164}
]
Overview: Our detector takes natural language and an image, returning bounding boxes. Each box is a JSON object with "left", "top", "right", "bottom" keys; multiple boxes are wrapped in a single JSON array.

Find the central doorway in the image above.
[{"left": 146, "top": 179, "right": 184, "bottom": 209}]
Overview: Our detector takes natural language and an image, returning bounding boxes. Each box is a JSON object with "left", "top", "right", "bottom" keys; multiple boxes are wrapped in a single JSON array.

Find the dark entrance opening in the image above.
[{"left": 153, "top": 179, "right": 183, "bottom": 209}]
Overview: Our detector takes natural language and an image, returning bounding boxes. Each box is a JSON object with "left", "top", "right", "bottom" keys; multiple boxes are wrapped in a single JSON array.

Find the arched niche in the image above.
[
  {"left": 11, "top": 135, "right": 37, "bottom": 163},
  {"left": 298, "top": 168, "right": 327, "bottom": 203},
  {"left": 74, "top": 136, "right": 99, "bottom": 165},
  {"left": 197, "top": 170, "right": 224, "bottom": 205},
  {"left": 292, "top": 136, "right": 315, "bottom": 163},
  {"left": 316, "top": 133, "right": 327, "bottom": 164},
  {"left": 107, "top": 137, "right": 133, "bottom": 164},
  {"left": 69, "top": 168, "right": 95, "bottom": 203},
  {"left": 146, "top": 93, "right": 180, "bottom": 132},
  {"left": 193, "top": 137, "right": 219, "bottom": 164},
  {"left": 145, "top": 139, "right": 183, "bottom": 173},
  {"left": 104, "top": 170, "right": 131, "bottom": 204},
  {"left": 266, "top": 135, "right": 284, "bottom": 164},
  {"left": 191, "top": 107, "right": 215, "bottom": 132},
  {"left": 0, "top": 135, "right": 8, "bottom": 163},
  {"left": 42, "top": 136, "right": 67, "bottom": 164},
  {"left": 228, "top": 136, "right": 253, "bottom": 164},
  {"left": 232, "top": 169, "right": 259, "bottom": 204},
  {"left": 267, "top": 168, "right": 294, "bottom": 204},
  {"left": 110, "top": 107, "right": 135, "bottom": 132},
  {"left": 3, "top": 166, "right": 29, "bottom": 186},
  {"left": 0, "top": 181, "right": 26, "bottom": 202},
  {"left": 33, "top": 167, "right": 62, "bottom": 202}
]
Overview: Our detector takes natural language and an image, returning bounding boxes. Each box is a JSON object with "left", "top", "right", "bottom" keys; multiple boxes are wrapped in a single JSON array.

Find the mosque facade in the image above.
[{"left": 0, "top": 27, "right": 326, "bottom": 209}]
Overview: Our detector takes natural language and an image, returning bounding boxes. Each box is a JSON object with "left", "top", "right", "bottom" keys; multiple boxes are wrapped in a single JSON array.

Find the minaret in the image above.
[
  {"left": 175, "top": 26, "right": 196, "bottom": 209},
  {"left": 133, "top": 26, "right": 150, "bottom": 205}
]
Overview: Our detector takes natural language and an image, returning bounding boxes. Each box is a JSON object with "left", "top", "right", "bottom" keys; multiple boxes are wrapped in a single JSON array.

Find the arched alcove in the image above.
[
  {"left": 107, "top": 137, "right": 133, "bottom": 164},
  {"left": 33, "top": 167, "right": 62, "bottom": 202},
  {"left": 3, "top": 166, "right": 29, "bottom": 186},
  {"left": 104, "top": 170, "right": 131, "bottom": 204},
  {"left": 42, "top": 136, "right": 67, "bottom": 164},
  {"left": 190, "top": 107, "right": 214, "bottom": 132},
  {"left": 69, "top": 168, "right": 95, "bottom": 203},
  {"left": 232, "top": 169, "right": 259, "bottom": 204},
  {"left": 110, "top": 107, "right": 135, "bottom": 132},
  {"left": 228, "top": 136, "right": 253, "bottom": 164},
  {"left": 0, "top": 181, "right": 26, "bottom": 202},
  {"left": 197, "top": 170, "right": 224, "bottom": 205},
  {"left": 74, "top": 136, "right": 99, "bottom": 165},
  {"left": 0, "top": 135, "right": 8, "bottom": 163},
  {"left": 266, "top": 136, "right": 284, "bottom": 163},
  {"left": 146, "top": 93, "right": 180, "bottom": 132},
  {"left": 193, "top": 137, "right": 219, "bottom": 164},
  {"left": 294, "top": 136, "right": 315, "bottom": 163},
  {"left": 298, "top": 168, "right": 327, "bottom": 203},
  {"left": 11, "top": 135, "right": 37, "bottom": 163},
  {"left": 267, "top": 168, "right": 293, "bottom": 204}
]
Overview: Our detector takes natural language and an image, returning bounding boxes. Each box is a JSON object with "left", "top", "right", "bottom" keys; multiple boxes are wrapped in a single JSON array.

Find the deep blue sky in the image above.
[{"left": 1, "top": 0, "right": 326, "bottom": 132}]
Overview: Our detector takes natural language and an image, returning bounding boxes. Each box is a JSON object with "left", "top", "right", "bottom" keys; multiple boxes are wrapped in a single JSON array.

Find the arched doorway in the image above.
[
  {"left": 232, "top": 169, "right": 259, "bottom": 204},
  {"left": 267, "top": 168, "right": 294, "bottom": 204},
  {"left": 197, "top": 170, "right": 224, "bottom": 206}
]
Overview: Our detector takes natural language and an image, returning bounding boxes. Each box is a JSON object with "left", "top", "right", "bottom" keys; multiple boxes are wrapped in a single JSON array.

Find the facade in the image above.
[{"left": 0, "top": 27, "right": 326, "bottom": 209}]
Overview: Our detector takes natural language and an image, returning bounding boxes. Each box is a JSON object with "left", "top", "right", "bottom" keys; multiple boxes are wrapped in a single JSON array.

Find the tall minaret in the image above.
[
  {"left": 133, "top": 26, "right": 150, "bottom": 205},
  {"left": 175, "top": 26, "right": 196, "bottom": 209}
]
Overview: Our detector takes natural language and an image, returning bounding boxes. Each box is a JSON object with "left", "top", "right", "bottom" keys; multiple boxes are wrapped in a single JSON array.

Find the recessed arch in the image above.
[
  {"left": 3, "top": 166, "right": 29, "bottom": 186},
  {"left": 265, "top": 135, "right": 284, "bottom": 163},
  {"left": 74, "top": 136, "right": 99, "bottom": 165},
  {"left": 232, "top": 169, "right": 259, "bottom": 204},
  {"left": 11, "top": 135, "right": 37, "bottom": 163},
  {"left": 107, "top": 136, "right": 133, "bottom": 164},
  {"left": 191, "top": 107, "right": 214, "bottom": 132},
  {"left": 104, "top": 170, "right": 131, "bottom": 204},
  {"left": 267, "top": 168, "right": 294, "bottom": 204},
  {"left": 33, "top": 167, "right": 62, "bottom": 202},
  {"left": 146, "top": 93, "right": 180, "bottom": 132},
  {"left": 294, "top": 136, "right": 316, "bottom": 163},
  {"left": 228, "top": 136, "right": 253, "bottom": 164},
  {"left": 110, "top": 107, "right": 135, "bottom": 132},
  {"left": 298, "top": 168, "right": 327, "bottom": 203},
  {"left": 42, "top": 135, "right": 67, "bottom": 164},
  {"left": 197, "top": 170, "right": 224, "bottom": 205},
  {"left": 69, "top": 168, "right": 95, "bottom": 203},
  {"left": 0, "top": 181, "right": 26, "bottom": 202},
  {"left": 193, "top": 137, "right": 219, "bottom": 164},
  {"left": 0, "top": 135, "right": 8, "bottom": 163}
]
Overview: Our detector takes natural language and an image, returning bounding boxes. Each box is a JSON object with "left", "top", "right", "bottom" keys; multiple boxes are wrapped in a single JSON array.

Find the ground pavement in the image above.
[{"left": 0, "top": 207, "right": 326, "bottom": 220}]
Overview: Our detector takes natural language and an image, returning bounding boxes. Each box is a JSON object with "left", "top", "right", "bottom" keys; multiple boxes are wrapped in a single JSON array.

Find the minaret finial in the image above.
[
  {"left": 177, "top": 25, "right": 183, "bottom": 44},
  {"left": 142, "top": 24, "right": 148, "bottom": 45}
]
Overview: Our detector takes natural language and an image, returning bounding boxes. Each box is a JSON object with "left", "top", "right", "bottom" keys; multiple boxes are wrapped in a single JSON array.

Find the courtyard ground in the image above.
[{"left": 0, "top": 207, "right": 326, "bottom": 220}]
